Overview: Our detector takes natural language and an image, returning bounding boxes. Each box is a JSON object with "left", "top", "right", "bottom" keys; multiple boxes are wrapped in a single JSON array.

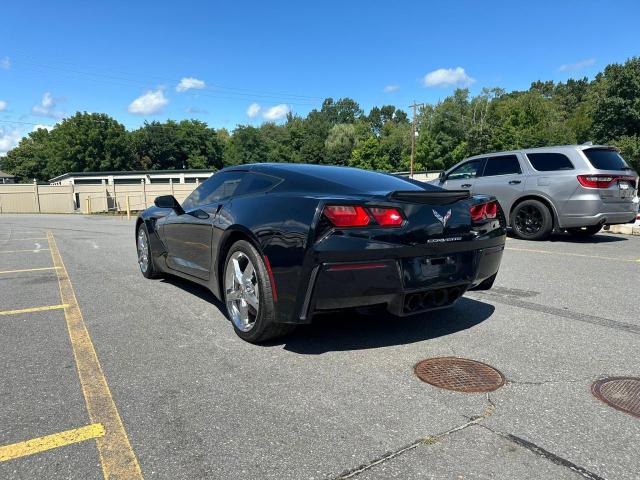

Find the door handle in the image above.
[
  {"left": 461, "top": 184, "right": 472, "bottom": 188},
  {"left": 509, "top": 180, "right": 522, "bottom": 185}
]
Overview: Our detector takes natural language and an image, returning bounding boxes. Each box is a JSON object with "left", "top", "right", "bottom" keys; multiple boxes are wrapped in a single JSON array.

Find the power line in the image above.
[{"left": 10, "top": 52, "right": 323, "bottom": 105}]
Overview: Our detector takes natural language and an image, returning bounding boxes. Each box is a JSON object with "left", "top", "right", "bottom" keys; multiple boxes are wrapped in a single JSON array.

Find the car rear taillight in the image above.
[
  {"left": 577, "top": 175, "right": 616, "bottom": 189},
  {"left": 369, "top": 207, "right": 403, "bottom": 227},
  {"left": 323, "top": 205, "right": 370, "bottom": 227},
  {"left": 470, "top": 201, "right": 498, "bottom": 222}
]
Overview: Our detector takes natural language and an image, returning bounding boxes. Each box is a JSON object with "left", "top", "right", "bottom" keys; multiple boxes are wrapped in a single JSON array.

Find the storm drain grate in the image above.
[
  {"left": 414, "top": 357, "right": 505, "bottom": 393},
  {"left": 591, "top": 377, "right": 640, "bottom": 418}
]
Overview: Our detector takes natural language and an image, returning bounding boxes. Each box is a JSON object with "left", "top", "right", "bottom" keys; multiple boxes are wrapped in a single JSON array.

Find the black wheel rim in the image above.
[{"left": 514, "top": 205, "right": 544, "bottom": 236}]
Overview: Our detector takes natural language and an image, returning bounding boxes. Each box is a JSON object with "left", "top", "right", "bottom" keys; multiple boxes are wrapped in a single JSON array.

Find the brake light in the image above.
[
  {"left": 369, "top": 207, "right": 403, "bottom": 227},
  {"left": 470, "top": 201, "right": 498, "bottom": 222},
  {"left": 577, "top": 175, "right": 616, "bottom": 189},
  {"left": 323, "top": 205, "right": 370, "bottom": 227}
]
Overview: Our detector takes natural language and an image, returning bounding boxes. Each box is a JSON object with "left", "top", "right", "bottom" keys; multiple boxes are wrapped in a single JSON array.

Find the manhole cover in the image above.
[
  {"left": 592, "top": 377, "right": 640, "bottom": 418},
  {"left": 414, "top": 357, "right": 505, "bottom": 392}
]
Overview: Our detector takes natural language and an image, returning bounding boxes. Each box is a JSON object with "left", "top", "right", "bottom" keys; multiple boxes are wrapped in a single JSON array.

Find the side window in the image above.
[
  {"left": 237, "top": 173, "right": 282, "bottom": 196},
  {"left": 482, "top": 155, "right": 522, "bottom": 176},
  {"left": 527, "top": 153, "right": 574, "bottom": 171},
  {"left": 447, "top": 160, "right": 483, "bottom": 180},
  {"left": 182, "top": 171, "right": 245, "bottom": 210}
]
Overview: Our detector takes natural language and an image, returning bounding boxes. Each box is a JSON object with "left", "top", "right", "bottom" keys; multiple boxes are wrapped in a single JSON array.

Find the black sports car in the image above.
[{"left": 136, "top": 164, "right": 505, "bottom": 342}]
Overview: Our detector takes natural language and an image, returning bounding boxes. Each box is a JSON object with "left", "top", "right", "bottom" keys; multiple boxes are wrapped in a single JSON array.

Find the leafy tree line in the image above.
[{"left": 2, "top": 57, "right": 639, "bottom": 182}]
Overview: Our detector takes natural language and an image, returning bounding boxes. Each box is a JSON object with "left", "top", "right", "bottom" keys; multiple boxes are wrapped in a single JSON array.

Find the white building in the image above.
[
  {"left": 0, "top": 170, "right": 16, "bottom": 184},
  {"left": 49, "top": 169, "right": 215, "bottom": 186}
]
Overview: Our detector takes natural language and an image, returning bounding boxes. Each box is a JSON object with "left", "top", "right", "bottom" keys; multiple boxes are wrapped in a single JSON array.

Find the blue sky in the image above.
[{"left": 1, "top": 0, "right": 639, "bottom": 153}]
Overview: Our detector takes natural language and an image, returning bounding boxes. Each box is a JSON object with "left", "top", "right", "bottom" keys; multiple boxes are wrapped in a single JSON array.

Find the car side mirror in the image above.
[
  {"left": 154, "top": 195, "right": 184, "bottom": 214},
  {"left": 438, "top": 171, "right": 445, "bottom": 183}
]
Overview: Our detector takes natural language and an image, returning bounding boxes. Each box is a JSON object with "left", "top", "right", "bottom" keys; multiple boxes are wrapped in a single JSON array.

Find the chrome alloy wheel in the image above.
[
  {"left": 225, "top": 251, "right": 260, "bottom": 332},
  {"left": 137, "top": 228, "right": 149, "bottom": 273}
]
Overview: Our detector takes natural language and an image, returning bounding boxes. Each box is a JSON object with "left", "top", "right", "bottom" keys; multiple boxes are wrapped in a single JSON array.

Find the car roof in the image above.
[
  {"left": 463, "top": 144, "right": 615, "bottom": 161},
  {"left": 219, "top": 163, "right": 431, "bottom": 194}
]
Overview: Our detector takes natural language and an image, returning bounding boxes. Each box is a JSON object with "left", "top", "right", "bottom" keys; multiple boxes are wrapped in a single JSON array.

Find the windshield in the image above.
[{"left": 583, "top": 148, "right": 630, "bottom": 171}]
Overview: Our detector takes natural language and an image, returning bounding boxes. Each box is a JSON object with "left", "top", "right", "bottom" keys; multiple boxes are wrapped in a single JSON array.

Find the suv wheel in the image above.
[
  {"left": 510, "top": 199, "right": 553, "bottom": 240},
  {"left": 566, "top": 225, "right": 602, "bottom": 237}
]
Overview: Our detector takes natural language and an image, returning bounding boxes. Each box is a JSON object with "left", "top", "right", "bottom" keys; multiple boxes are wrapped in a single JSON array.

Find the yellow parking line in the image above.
[
  {"left": 0, "top": 304, "right": 69, "bottom": 316},
  {"left": 506, "top": 246, "right": 639, "bottom": 263},
  {"left": 0, "top": 267, "right": 60, "bottom": 275},
  {"left": 0, "top": 423, "right": 105, "bottom": 462},
  {"left": 0, "top": 249, "right": 50, "bottom": 254},
  {"left": 47, "top": 231, "right": 143, "bottom": 479}
]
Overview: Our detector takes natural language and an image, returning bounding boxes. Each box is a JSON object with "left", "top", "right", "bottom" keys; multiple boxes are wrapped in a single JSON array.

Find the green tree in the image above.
[
  {"left": 224, "top": 125, "right": 269, "bottom": 165},
  {"left": 591, "top": 57, "right": 640, "bottom": 143},
  {"left": 325, "top": 123, "right": 356, "bottom": 166}
]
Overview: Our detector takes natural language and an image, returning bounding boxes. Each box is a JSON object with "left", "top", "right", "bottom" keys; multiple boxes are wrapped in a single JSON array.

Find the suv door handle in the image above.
[
  {"left": 461, "top": 183, "right": 472, "bottom": 188},
  {"left": 509, "top": 180, "right": 522, "bottom": 185}
]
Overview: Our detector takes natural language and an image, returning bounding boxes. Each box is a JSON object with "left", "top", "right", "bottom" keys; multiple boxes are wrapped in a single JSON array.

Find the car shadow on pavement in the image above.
[
  {"left": 159, "top": 275, "right": 227, "bottom": 311},
  {"left": 158, "top": 274, "right": 495, "bottom": 354},
  {"left": 507, "top": 231, "right": 627, "bottom": 243},
  {"left": 281, "top": 297, "right": 495, "bottom": 355},
  {"left": 546, "top": 232, "right": 627, "bottom": 243}
]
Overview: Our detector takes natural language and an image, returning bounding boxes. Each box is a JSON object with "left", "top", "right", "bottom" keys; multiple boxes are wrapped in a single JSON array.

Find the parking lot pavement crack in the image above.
[
  {"left": 331, "top": 396, "right": 496, "bottom": 480},
  {"left": 477, "top": 424, "right": 607, "bottom": 480},
  {"left": 505, "top": 376, "right": 598, "bottom": 387},
  {"left": 469, "top": 291, "right": 640, "bottom": 335}
]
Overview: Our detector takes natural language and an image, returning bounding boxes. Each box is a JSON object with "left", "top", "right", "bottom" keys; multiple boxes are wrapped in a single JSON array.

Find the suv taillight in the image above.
[
  {"left": 322, "top": 205, "right": 404, "bottom": 228},
  {"left": 577, "top": 175, "right": 616, "bottom": 189},
  {"left": 470, "top": 201, "right": 498, "bottom": 222}
]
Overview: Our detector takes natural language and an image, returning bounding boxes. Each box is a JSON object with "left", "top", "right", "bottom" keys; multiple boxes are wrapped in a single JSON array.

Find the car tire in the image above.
[
  {"left": 137, "top": 223, "right": 160, "bottom": 279},
  {"left": 223, "top": 240, "right": 295, "bottom": 343},
  {"left": 510, "top": 199, "right": 553, "bottom": 240},
  {"left": 566, "top": 225, "right": 602, "bottom": 237}
]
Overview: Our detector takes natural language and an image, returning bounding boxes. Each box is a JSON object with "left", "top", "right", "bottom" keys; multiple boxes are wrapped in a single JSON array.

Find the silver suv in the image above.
[{"left": 432, "top": 145, "right": 639, "bottom": 240}]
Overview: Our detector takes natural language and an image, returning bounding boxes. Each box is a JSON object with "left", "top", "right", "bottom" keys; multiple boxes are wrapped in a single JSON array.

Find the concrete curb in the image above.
[{"left": 605, "top": 224, "right": 640, "bottom": 235}]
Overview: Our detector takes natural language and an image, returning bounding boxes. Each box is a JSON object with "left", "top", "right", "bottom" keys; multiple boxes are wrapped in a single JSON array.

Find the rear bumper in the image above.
[
  {"left": 299, "top": 243, "right": 504, "bottom": 321},
  {"left": 559, "top": 193, "right": 638, "bottom": 227},
  {"left": 560, "top": 210, "right": 637, "bottom": 227}
]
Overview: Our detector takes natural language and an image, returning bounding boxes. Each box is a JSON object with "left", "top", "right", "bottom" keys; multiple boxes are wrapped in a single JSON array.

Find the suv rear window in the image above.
[
  {"left": 583, "top": 148, "right": 630, "bottom": 171},
  {"left": 527, "top": 153, "right": 574, "bottom": 171},
  {"left": 482, "top": 155, "right": 521, "bottom": 176}
]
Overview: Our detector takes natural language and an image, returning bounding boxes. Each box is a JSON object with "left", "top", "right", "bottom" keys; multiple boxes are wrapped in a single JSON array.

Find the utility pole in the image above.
[{"left": 409, "top": 101, "right": 424, "bottom": 178}]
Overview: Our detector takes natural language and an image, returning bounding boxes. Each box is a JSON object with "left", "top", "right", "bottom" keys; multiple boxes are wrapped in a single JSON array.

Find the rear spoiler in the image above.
[{"left": 388, "top": 190, "right": 470, "bottom": 205}]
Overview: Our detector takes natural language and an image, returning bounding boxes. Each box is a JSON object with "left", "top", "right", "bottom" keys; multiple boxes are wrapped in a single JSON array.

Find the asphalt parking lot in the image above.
[{"left": 0, "top": 214, "right": 638, "bottom": 480}]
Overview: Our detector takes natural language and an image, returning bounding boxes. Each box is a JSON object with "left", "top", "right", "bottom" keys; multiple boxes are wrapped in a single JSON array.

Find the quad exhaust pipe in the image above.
[{"left": 404, "top": 286, "right": 464, "bottom": 313}]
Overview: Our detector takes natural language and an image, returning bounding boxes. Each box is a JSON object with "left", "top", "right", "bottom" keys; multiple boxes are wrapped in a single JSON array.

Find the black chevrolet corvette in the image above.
[{"left": 136, "top": 164, "right": 505, "bottom": 342}]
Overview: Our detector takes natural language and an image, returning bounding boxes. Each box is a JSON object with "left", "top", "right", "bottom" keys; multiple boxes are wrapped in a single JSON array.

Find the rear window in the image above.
[
  {"left": 238, "top": 172, "right": 282, "bottom": 195},
  {"left": 482, "top": 155, "right": 521, "bottom": 176},
  {"left": 583, "top": 149, "right": 630, "bottom": 171},
  {"left": 527, "top": 153, "right": 574, "bottom": 171}
]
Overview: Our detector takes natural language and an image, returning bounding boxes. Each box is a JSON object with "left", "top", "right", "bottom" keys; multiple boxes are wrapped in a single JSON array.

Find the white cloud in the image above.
[
  {"left": 558, "top": 58, "right": 596, "bottom": 72},
  {"left": 32, "top": 92, "right": 65, "bottom": 119},
  {"left": 0, "top": 128, "right": 22, "bottom": 156},
  {"left": 0, "top": 56, "right": 9, "bottom": 70},
  {"left": 32, "top": 124, "right": 55, "bottom": 132},
  {"left": 262, "top": 104, "right": 290, "bottom": 121},
  {"left": 246, "top": 102, "right": 261, "bottom": 119},
  {"left": 128, "top": 89, "right": 169, "bottom": 115},
  {"left": 422, "top": 67, "right": 475, "bottom": 88},
  {"left": 0, "top": 100, "right": 7, "bottom": 111},
  {"left": 176, "top": 77, "right": 206, "bottom": 92},
  {"left": 383, "top": 84, "right": 400, "bottom": 93}
]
